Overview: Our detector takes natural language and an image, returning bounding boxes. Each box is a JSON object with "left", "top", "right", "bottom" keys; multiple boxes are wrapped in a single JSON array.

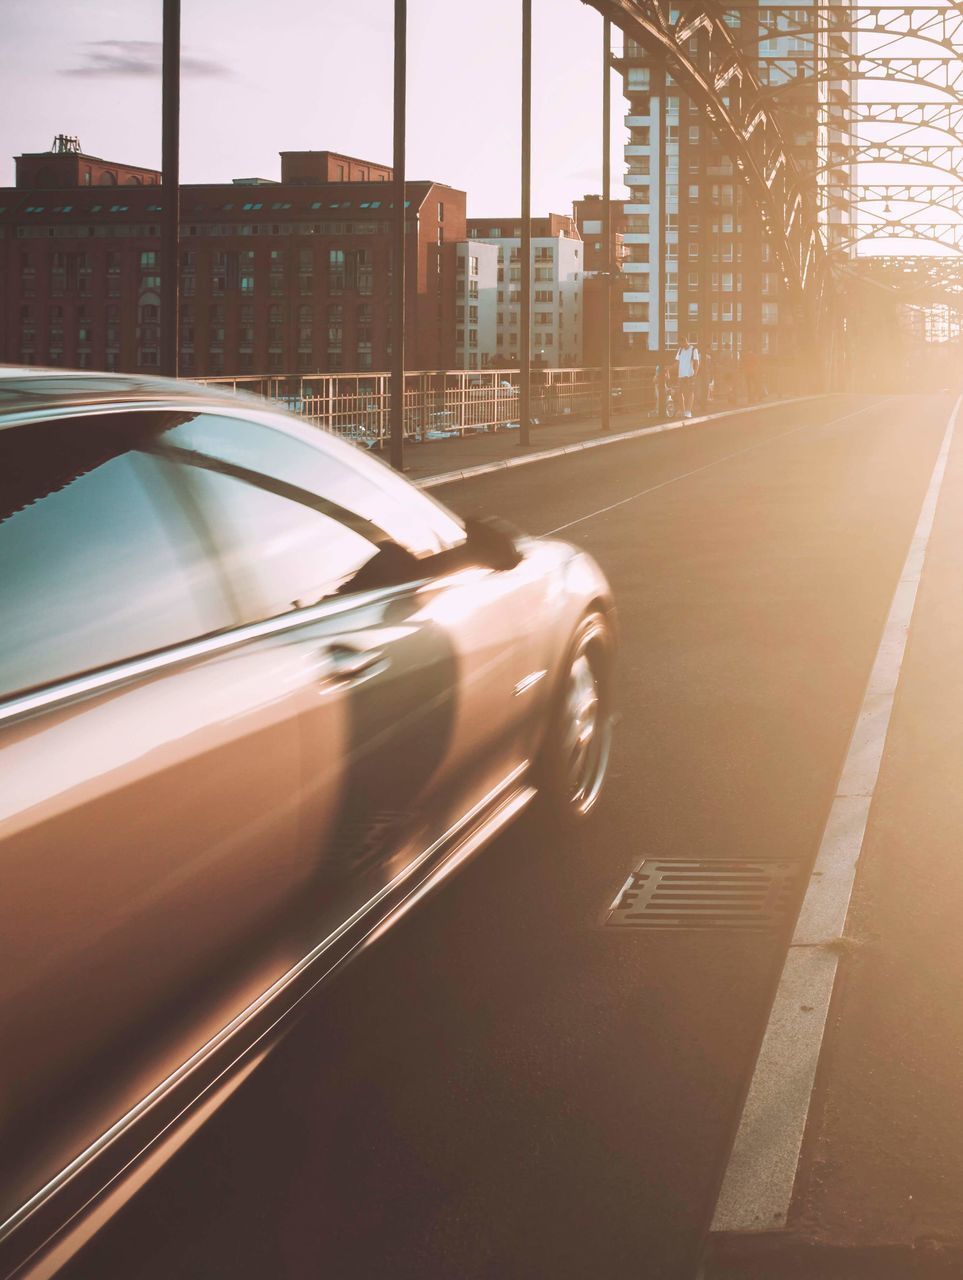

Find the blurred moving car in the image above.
[{"left": 0, "top": 370, "right": 616, "bottom": 1277}]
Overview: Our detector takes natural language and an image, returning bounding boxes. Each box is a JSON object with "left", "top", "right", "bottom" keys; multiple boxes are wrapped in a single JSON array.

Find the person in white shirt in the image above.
[{"left": 675, "top": 336, "right": 700, "bottom": 419}]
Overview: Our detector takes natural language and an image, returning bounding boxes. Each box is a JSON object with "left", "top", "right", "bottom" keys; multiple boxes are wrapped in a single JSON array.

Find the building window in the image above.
[
  {"left": 270, "top": 248, "right": 285, "bottom": 295},
  {"left": 327, "top": 248, "right": 344, "bottom": 294},
  {"left": 240, "top": 249, "right": 255, "bottom": 295},
  {"left": 234, "top": 302, "right": 253, "bottom": 351},
  {"left": 327, "top": 303, "right": 343, "bottom": 364},
  {"left": 77, "top": 305, "right": 92, "bottom": 347},
  {"left": 179, "top": 301, "right": 196, "bottom": 350},
  {"left": 297, "top": 302, "right": 313, "bottom": 351},
  {"left": 356, "top": 302, "right": 372, "bottom": 369},
  {"left": 212, "top": 251, "right": 227, "bottom": 295},
  {"left": 263, "top": 302, "right": 281, "bottom": 348},
  {"left": 20, "top": 252, "right": 36, "bottom": 298},
  {"left": 207, "top": 303, "right": 226, "bottom": 351},
  {"left": 356, "top": 248, "right": 373, "bottom": 295}
]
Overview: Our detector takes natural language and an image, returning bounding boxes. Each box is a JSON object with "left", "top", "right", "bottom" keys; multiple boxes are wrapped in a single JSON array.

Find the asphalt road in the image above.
[{"left": 64, "top": 392, "right": 951, "bottom": 1280}]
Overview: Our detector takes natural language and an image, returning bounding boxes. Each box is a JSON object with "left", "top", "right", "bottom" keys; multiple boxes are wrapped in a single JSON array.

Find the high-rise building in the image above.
[
  {"left": 614, "top": 36, "right": 774, "bottom": 359},
  {"left": 0, "top": 143, "right": 470, "bottom": 376},
  {"left": 611, "top": 4, "right": 852, "bottom": 363},
  {"left": 466, "top": 215, "right": 584, "bottom": 367}
]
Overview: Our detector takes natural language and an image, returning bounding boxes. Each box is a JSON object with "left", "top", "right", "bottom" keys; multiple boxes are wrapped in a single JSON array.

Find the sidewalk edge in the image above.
[{"left": 416, "top": 395, "right": 825, "bottom": 489}]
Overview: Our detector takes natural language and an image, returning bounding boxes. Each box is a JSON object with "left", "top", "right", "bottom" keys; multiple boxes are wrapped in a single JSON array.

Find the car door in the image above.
[
  {"left": 0, "top": 409, "right": 349, "bottom": 1233},
  {"left": 150, "top": 408, "right": 542, "bottom": 916}
]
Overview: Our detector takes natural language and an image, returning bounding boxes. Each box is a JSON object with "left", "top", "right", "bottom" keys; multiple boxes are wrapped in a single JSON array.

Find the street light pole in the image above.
[
  {"left": 519, "top": 0, "right": 532, "bottom": 447},
  {"left": 160, "top": 0, "right": 180, "bottom": 379},
  {"left": 390, "top": 0, "right": 407, "bottom": 470},
  {"left": 601, "top": 15, "right": 612, "bottom": 433}
]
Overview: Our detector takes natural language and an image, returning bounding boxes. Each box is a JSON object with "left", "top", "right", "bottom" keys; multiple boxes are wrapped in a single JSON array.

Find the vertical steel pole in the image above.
[
  {"left": 519, "top": 0, "right": 533, "bottom": 446},
  {"left": 160, "top": 0, "right": 180, "bottom": 378},
  {"left": 390, "top": 0, "right": 407, "bottom": 469},
  {"left": 601, "top": 16, "right": 612, "bottom": 432}
]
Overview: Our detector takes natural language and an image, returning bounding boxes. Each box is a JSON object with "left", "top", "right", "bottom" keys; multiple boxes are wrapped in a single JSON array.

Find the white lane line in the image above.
[
  {"left": 539, "top": 400, "right": 885, "bottom": 538},
  {"left": 418, "top": 395, "right": 826, "bottom": 490},
  {"left": 710, "top": 394, "right": 961, "bottom": 1236}
]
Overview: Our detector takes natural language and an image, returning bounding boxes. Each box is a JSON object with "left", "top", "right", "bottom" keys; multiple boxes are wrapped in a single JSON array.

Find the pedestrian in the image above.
[
  {"left": 696, "top": 349, "right": 713, "bottom": 414},
  {"left": 742, "top": 346, "right": 762, "bottom": 403},
  {"left": 652, "top": 358, "right": 664, "bottom": 418},
  {"left": 675, "top": 335, "right": 700, "bottom": 419}
]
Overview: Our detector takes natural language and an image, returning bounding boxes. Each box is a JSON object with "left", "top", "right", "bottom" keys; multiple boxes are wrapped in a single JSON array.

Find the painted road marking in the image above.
[
  {"left": 538, "top": 401, "right": 885, "bottom": 538},
  {"left": 710, "top": 394, "right": 961, "bottom": 1235},
  {"left": 418, "top": 395, "right": 826, "bottom": 490}
]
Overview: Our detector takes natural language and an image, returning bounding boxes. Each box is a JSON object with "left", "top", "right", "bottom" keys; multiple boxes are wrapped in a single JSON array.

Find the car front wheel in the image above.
[{"left": 535, "top": 610, "right": 615, "bottom": 826}]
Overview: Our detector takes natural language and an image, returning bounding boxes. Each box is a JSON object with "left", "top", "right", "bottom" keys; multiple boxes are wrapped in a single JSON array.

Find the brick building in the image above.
[{"left": 0, "top": 143, "right": 469, "bottom": 376}]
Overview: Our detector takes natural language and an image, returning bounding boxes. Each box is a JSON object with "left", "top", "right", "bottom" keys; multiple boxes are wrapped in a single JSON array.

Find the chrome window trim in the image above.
[
  {"left": 0, "top": 399, "right": 238, "bottom": 430},
  {"left": 0, "top": 577, "right": 435, "bottom": 727}
]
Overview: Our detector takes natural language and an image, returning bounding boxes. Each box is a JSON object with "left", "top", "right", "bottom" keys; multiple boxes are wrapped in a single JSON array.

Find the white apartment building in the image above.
[
  {"left": 617, "top": 6, "right": 850, "bottom": 359},
  {"left": 466, "top": 215, "right": 584, "bottom": 366},
  {"left": 453, "top": 240, "right": 499, "bottom": 369}
]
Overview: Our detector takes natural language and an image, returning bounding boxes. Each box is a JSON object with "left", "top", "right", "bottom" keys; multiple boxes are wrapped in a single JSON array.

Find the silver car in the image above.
[{"left": 0, "top": 371, "right": 616, "bottom": 1277}]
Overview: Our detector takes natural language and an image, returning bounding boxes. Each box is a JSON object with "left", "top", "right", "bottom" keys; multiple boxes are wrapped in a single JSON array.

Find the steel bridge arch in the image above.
[{"left": 584, "top": 0, "right": 830, "bottom": 355}]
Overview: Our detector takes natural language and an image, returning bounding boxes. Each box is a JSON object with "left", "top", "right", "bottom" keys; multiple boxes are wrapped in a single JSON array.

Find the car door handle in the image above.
[{"left": 324, "top": 645, "right": 388, "bottom": 684}]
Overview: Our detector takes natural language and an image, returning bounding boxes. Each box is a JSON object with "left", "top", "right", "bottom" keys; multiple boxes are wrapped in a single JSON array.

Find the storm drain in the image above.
[{"left": 606, "top": 859, "right": 800, "bottom": 931}]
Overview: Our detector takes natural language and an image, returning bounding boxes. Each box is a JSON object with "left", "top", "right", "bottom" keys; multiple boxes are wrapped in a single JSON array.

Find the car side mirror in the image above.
[{"left": 463, "top": 515, "right": 523, "bottom": 571}]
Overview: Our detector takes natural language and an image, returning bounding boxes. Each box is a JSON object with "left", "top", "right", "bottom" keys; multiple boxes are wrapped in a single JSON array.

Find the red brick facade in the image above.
[{"left": 1, "top": 148, "right": 466, "bottom": 376}]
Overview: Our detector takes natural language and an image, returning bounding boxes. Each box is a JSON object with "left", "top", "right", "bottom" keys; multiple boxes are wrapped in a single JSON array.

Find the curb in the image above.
[{"left": 417, "top": 395, "right": 826, "bottom": 489}]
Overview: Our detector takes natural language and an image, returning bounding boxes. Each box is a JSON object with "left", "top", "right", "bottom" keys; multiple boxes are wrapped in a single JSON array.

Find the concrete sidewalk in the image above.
[
  {"left": 375, "top": 396, "right": 801, "bottom": 485},
  {"left": 708, "top": 396, "right": 963, "bottom": 1277}
]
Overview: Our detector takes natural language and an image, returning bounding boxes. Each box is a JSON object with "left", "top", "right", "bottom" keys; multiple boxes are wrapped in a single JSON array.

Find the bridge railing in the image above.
[{"left": 194, "top": 367, "right": 658, "bottom": 446}]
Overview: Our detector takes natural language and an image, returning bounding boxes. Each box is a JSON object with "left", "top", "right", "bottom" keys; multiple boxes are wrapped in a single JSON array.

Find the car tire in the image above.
[{"left": 534, "top": 610, "right": 615, "bottom": 828}]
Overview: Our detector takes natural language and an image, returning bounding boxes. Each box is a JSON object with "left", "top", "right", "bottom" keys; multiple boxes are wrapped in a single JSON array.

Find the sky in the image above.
[{"left": 0, "top": 0, "right": 626, "bottom": 216}]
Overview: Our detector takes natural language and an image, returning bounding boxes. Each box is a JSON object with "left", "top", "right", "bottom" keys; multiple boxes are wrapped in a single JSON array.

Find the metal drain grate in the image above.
[{"left": 606, "top": 859, "right": 800, "bottom": 931}]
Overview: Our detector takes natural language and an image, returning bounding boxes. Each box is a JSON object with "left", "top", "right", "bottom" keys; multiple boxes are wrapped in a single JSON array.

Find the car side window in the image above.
[
  {"left": 0, "top": 414, "right": 236, "bottom": 699},
  {"left": 162, "top": 461, "right": 384, "bottom": 623},
  {"left": 158, "top": 411, "right": 466, "bottom": 556}
]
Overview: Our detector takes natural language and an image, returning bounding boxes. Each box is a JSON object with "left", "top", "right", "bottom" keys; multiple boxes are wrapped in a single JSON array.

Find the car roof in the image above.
[{"left": 0, "top": 366, "right": 261, "bottom": 419}]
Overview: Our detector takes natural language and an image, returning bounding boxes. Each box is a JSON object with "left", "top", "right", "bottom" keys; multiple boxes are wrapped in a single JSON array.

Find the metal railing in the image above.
[{"left": 194, "top": 366, "right": 659, "bottom": 446}]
